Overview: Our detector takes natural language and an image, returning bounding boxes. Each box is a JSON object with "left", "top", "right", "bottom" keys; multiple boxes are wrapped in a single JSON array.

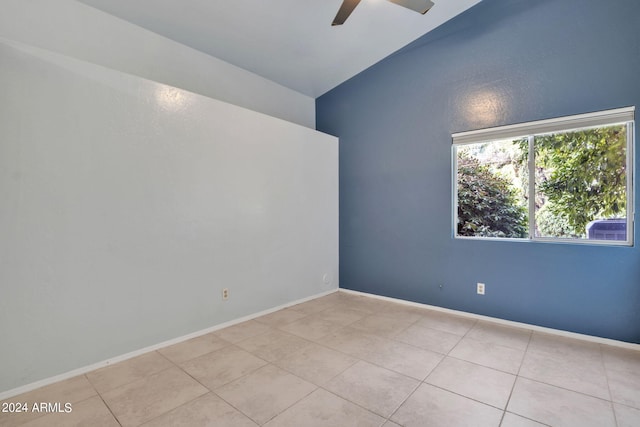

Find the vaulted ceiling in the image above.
[{"left": 79, "top": 0, "right": 481, "bottom": 97}]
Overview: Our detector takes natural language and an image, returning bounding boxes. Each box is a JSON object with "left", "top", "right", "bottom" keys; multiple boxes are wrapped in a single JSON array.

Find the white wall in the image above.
[
  {"left": 0, "top": 40, "right": 338, "bottom": 393},
  {"left": 0, "top": 0, "right": 315, "bottom": 128}
]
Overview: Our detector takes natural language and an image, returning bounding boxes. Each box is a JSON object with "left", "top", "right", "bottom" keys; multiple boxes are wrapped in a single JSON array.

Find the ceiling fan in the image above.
[{"left": 332, "top": 0, "right": 435, "bottom": 26}]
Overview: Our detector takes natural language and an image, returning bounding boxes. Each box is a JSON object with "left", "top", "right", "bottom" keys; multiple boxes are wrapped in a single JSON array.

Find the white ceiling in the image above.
[{"left": 79, "top": 0, "right": 481, "bottom": 97}]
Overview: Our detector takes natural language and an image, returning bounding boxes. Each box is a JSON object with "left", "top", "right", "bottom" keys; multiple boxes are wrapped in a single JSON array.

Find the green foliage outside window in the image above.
[
  {"left": 457, "top": 154, "right": 527, "bottom": 238},
  {"left": 456, "top": 124, "right": 628, "bottom": 240},
  {"left": 533, "top": 126, "right": 627, "bottom": 236}
]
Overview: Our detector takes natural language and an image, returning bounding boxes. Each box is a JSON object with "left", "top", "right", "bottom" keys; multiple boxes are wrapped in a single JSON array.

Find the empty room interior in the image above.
[{"left": 1, "top": 0, "right": 639, "bottom": 426}]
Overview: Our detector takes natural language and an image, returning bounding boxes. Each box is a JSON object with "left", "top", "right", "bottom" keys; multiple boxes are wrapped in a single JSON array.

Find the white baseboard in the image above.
[
  {"left": 0, "top": 288, "right": 338, "bottom": 401},
  {"left": 340, "top": 289, "right": 640, "bottom": 351},
  {"left": 4, "top": 286, "right": 637, "bottom": 400}
]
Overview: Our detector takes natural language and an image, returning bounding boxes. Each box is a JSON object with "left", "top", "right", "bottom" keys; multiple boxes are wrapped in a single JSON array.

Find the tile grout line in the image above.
[
  {"left": 311, "top": 323, "right": 423, "bottom": 423},
  {"left": 599, "top": 343, "right": 621, "bottom": 427},
  {"left": 500, "top": 328, "right": 533, "bottom": 426},
  {"left": 209, "top": 390, "right": 263, "bottom": 426},
  {"left": 93, "top": 355, "right": 208, "bottom": 427},
  {"left": 174, "top": 340, "right": 319, "bottom": 427},
  {"left": 416, "top": 381, "right": 513, "bottom": 412},
  {"left": 271, "top": 344, "right": 360, "bottom": 388},
  {"left": 5, "top": 293, "right": 638, "bottom": 426},
  {"left": 266, "top": 304, "right": 430, "bottom": 424},
  {"left": 502, "top": 330, "right": 621, "bottom": 425},
  {"left": 242, "top": 301, "right": 388, "bottom": 424},
  {"left": 514, "top": 373, "right": 623, "bottom": 404},
  {"left": 383, "top": 379, "right": 423, "bottom": 425},
  {"left": 258, "top": 384, "right": 318, "bottom": 426},
  {"left": 444, "top": 354, "right": 520, "bottom": 376},
  {"left": 310, "top": 326, "right": 443, "bottom": 382},
  {"left": 88, "top": 352, "right": 177, "bottom": 397},
  {"left": 339, "top": 289, "right": 640, "bottom": 351},
  {"left": 381, "top": 321, "right": 477, "bottom": 425},
  {"left": 0, "top": 290, "right": 340, "bottom": 402},
  {"left": 174, "top": 357, "right": 263, "bottom": 426},
  {"left": 314, "top": 382, "right": 397, "bottom": 423},
  {"left": 209, "top": 360, "right": 320, "bottom": 426},
  {"left": 157, "top": 340, "right": 281, "bottom": 425},
  {"left": 425, "top": 316, "right": 508, "bottom": 418},
  {"left": 93, "top": 387, "right": 124, "bottom": 427},
  {"left": 79, "top": 373, "right": 116, "bottom": 415}
]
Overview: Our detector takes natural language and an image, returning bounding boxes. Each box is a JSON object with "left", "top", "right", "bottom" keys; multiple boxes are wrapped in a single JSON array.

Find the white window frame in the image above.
[{"left": 452, "top": 107, "right": 635, "bottom": 246}]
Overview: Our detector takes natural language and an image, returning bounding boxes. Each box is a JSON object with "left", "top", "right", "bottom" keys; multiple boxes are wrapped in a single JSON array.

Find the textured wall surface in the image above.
[
  {"left": 0, "top": 0, "right": 315, "bottom": 127},
  {"left": 0, "top": 40, "right": 338, "bottom": 393},
  {"left": 317, "top": 0, "right": 640, "bottom": 343}
]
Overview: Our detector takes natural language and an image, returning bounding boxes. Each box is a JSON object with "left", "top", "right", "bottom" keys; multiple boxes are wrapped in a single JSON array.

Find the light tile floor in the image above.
[{"left": 2, "top": 291, "right": 640, "bottom": 426}]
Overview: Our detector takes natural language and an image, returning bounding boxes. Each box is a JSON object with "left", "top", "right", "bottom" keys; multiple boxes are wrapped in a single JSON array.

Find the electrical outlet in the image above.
[
  {"left": 222, "top": 288, "right": 229, "bottom": 300},
  {"left": 477, "top": 283, "right": 485, "bottom": 295}
]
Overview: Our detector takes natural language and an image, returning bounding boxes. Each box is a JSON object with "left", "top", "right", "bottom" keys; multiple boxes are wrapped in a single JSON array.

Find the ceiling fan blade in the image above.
[
  {"left": 332, "top": 0, "right": 362, "bottom": 26},
  {"left": 387, "top": 0, "right": 434, "bottom": 14}
]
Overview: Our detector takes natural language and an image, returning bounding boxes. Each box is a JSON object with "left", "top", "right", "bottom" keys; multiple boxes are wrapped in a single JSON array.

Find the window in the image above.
[{"left": 452, "top": 107, "right": 635, "bottom": 245}]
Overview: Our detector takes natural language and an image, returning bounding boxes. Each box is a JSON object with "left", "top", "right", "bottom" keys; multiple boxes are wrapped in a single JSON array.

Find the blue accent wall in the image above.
[{"left": 317, "top": 0, "right": 640, "bottom": 343}]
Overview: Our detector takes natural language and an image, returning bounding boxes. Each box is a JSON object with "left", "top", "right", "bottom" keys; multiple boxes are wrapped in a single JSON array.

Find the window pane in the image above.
[
  {"left": 533, "top": 124, "right": 627, "bottom": 241},
  {"left": 456, "top": 139, "right": 528, "bottom": 238}
]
